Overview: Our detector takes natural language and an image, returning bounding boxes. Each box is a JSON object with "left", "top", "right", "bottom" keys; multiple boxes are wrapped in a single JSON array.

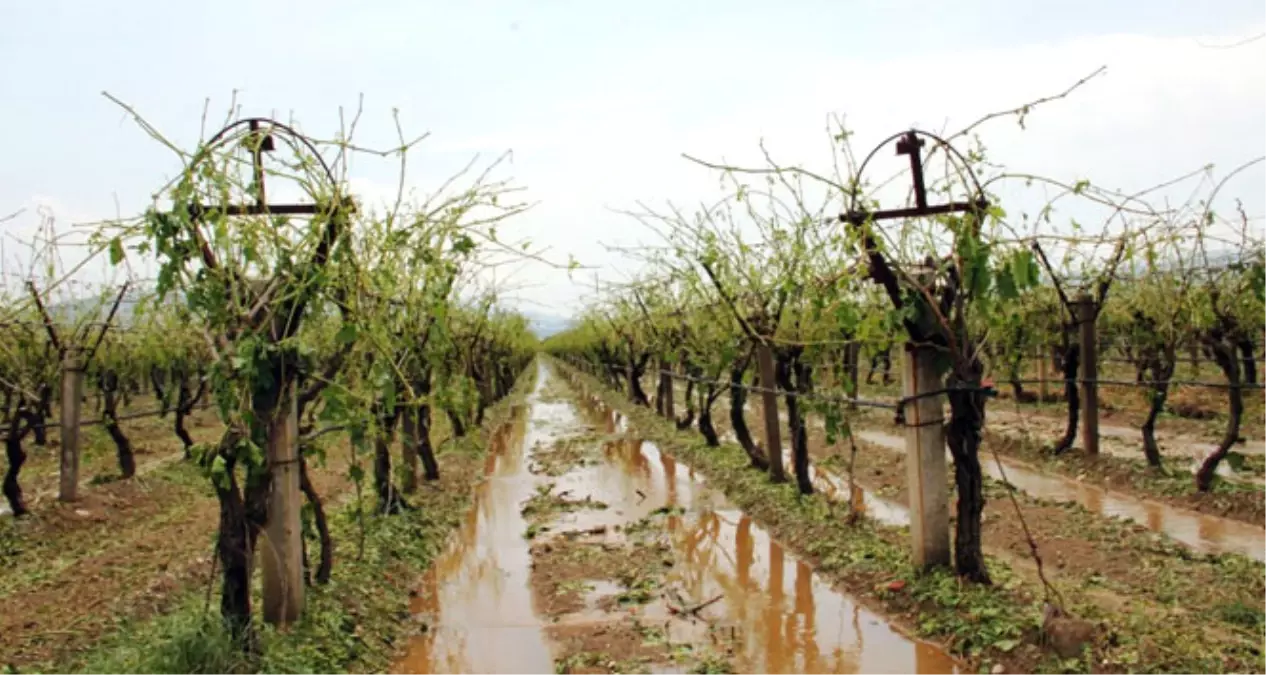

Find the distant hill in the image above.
[
  {"left": 519, "top": 310, "right": 574, "bottom": 339},
  {"left": 47, "top": 289, "right": 576, "bottom": 341},
  {"left": 47, "top": 289, "right": 147, "bottom": 326}
]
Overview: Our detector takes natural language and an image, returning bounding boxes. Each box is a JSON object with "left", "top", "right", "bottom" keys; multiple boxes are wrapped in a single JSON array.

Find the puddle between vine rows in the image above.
[
  {"left": 985, "top": 409, "right": 1265, "bottom": 488},
  {"left": 709, "top": 399, "right": 1265, "bottom": 563},
  {"left": 736, "top": 390, "right": 1264, "bottom": 485},
  {"left": 846, "top": 428, "right": 1266, "bottom": 563},
  {"left": 393, "top": 364, "right": 959, "bottom": 674}
]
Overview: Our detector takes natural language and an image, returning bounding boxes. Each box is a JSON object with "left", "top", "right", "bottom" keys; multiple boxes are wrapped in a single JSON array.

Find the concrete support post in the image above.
[
  {"left": 756, "top": 342, "right": 786, "bottom": 483},
  {"left": 902, "top": 343, "right": 950, "bottom": 570},
  {"left": 58, "top": 352, "right": 85, "bottom": 502},
  {"left": 261, "top": 388, "right": 304, "bottom": 626}
]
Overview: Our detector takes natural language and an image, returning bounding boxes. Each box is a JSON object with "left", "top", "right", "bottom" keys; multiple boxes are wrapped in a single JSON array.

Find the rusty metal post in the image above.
[
  {"left": 58, "top": 351, "right": 85, "bottom": 502},
  {"left": 756, "top": 342, "right": 786, "bottom": 483},
  {"left": 261, "top": 387, "right": 304, "bottom": 625},
  {"left": 902, "top": 343, "right": 950, "bottom": 570},
  {"left": 1075, "top": 294, "right": 1100, "bottom": 456}
]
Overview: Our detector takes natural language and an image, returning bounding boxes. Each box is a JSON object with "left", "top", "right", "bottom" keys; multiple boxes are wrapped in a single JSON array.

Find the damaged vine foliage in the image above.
[
  {"left": 89, "top": 102, "right": 539, "bottom": 654},
  {"left": 547, "top": 72, "right": 1264, "bottom": 594}
]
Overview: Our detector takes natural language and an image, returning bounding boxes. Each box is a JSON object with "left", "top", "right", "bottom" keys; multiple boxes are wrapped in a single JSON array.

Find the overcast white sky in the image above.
[{"left": 2, "top": 1, "right": 1263, "bottom": 316}]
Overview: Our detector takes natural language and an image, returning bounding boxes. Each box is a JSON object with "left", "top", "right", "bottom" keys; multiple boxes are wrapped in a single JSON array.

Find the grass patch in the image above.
[{"left": 71, "top": 492, "right": 469, "bottom": 674}]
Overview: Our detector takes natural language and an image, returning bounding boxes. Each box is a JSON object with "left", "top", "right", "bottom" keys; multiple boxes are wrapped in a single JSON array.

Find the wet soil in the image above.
[
  {"left": 723, "top": 404, "right": 1266, "bottom": 665},
  {"left": 607, "top": 369, "right": 1266, "bottom": 672},
  {"left": 0, "top": 414, "right": 357, "bottom": 668},
  {"left": 702, "top": 383, "right": 1266, "bottom": 530},
  {"left": 846, "top": 428, "right": 1266, "bottom": 562},
  {"left": 8, "top": 398, "right": 221, "bottom": 498},
  {"left": 394, "top": 363, "right": 962, "bottom": 674}
]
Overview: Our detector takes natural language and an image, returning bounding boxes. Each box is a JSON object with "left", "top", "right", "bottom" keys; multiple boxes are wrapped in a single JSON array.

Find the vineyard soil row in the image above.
[
  {"left": 0, "top": 370, "right": 538, "bottom": 672},
  {"left": 558, "top": 360, "right": 1264, "bottom": 673}
]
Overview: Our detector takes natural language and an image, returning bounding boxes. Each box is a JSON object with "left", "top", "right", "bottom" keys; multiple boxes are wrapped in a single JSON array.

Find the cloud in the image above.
[
  {"left": 5, "top": 18, "right": 1262, "bottom": 317},
  {"left": 495, "top": 27, "right": 1266, "bottom": 312}
]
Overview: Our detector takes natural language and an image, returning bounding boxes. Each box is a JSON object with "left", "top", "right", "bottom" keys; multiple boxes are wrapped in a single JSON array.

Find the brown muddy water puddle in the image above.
[
  {"left": 394, "top": 368, "right": 555, "bottom": 674},
  {"left": 726, "top": 399, "right": 1265, "bottom": 562},
  {"left": 851, "top": 429, "right": 1266, "bottom": 563},
  {"left": 987, "top": 408, "right": 1266, "bottom": 457},
  {"left": 394, "top": 364, "right": 959, "bottom": 673},
  {"left": 715, "top": 429, "right": 909, "bottom": 528}
]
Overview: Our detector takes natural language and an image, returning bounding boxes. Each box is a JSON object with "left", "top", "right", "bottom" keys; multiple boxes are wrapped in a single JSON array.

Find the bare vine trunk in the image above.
[
  {"left": 675, "top": 369, "right": 696, "bottom": 430},
  {"left": 1196, "top": 339, "right": 1243, "bottom": 491},
  {"left": 100, "top": 372, "right": 135, "bottom": 479},
  {"left": 174, "top": 377, "right": 205, "bottom": 456},
  {"left": 3, "top": 410, "right": 30, "bottom": 517},
  {"left": 1237, "top": 338, "right": 1258, "bottom": 386},
  {"left": 946, "top": 384, "right": 991, "bottom": 584},
  {"left": 1052, "top": 341, "right": 1080, "bottom": 454},
  {"left": 298, "top": 457, "right": 332, "bottom": 585},
  {"left": 698, "top": 383, "right": 720, "bottom": 446},
  {"left": 1139, "top": 348, "right": 1175, "bottom": 469},
  {"left": 776, "top": 355, "right": 813, "bottom": 496},
  {"left": 373, "top": 408, "right": 410, "bottom": 514},
  {"left": 32, "top": 385, "right": 50, "bottom": 447},
  {"left": 630, "top": 355, "right": 651, "bottom": 407},
  {"left": 446, "top": 408, "right": 467, "bottom": 439},
  {"left": 212, "top": 429, "right": 271, "bottom": 650},
  {"left": 1140, "top": 383, "right": 1169, "bottom": 468},
  {"left": 729, "top": 362, "right": 768, "bottom": 470},
  {"left": 150, "top": 366, "right": 169, "bottom": 416},
  {"left": 416, "top": 374, "right": 440, "bottom": 481}
]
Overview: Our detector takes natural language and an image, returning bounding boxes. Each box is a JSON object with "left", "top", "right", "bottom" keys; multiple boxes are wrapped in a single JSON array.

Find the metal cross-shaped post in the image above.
[
  {"left": 248, "top": 119, "right": 275, "bottom": 209},
  {"left": 188, "top": 119, "right": 331, "bottom": 219},
  {"left": 176, "top": 117, "right": 354, "bottom": 629},
  {"left": 836, "top": 127, "right": 993, "bottom": 573},
  {"left": 896, "top": 131, "right": 928, "bottom": 211},
  {"left": 842, "top": 128, "right": 987, "bottom": 225}
]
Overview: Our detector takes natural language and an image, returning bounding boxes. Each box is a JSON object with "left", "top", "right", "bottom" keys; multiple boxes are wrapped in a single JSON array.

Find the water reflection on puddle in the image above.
[
  {"left": 394, "top": 368, "right": 556, "bottom": 674},
  {"left": 853, "top": 429, "right": 1266, "bottom": 562},
  {"left": 393, "top": 366, "right": 960, "bottom": 673}
]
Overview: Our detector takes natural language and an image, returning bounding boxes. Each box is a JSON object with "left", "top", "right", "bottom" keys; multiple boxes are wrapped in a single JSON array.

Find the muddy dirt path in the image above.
[{"left": 394, "top": 363, "right": 960, "bottom": 674}]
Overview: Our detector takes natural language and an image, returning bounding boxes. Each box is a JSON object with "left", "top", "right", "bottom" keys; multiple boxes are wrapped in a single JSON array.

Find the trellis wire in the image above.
[
  {"left": 583, "top": 359, "right": 1002, "bottom": 424},
  {"left": 3, "top": 401, "right": 213, "bottom": 439}
]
